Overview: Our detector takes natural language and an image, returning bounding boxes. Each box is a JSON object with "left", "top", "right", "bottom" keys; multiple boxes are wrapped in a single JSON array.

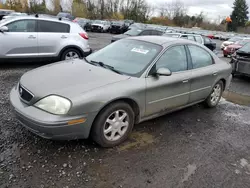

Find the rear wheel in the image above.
[
  {"left": 91, "top": 102, "right": 135, "bottom": 147},
  {"left": 204, "top": 81, "right": 224, "bottom": 108},
  {"left": 61, "top": 48, "right": 81, "bottom": 61}
]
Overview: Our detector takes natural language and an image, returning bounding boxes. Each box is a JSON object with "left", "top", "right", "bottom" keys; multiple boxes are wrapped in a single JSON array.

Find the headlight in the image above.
[{"left": 34, "top": 95, "right": 71, "bottom": 115}]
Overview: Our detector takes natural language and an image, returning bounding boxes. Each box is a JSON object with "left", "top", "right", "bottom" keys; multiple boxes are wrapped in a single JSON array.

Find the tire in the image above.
[
  {"left": 91, "top": 102, "right": 135, "bottom": 148},
  {"left": 61, "top": 48, "right": 81, "bottom": 61},
  {"left": 204, "top": 81, "right": 224, "bottom": 108},
  {"left": 224, "top": 54, "right": 227, "bottom": 57}
]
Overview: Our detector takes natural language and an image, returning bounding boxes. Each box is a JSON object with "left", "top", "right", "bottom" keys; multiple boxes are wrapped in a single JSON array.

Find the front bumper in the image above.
[
  {"left": 230, "top": 58, "right": 250, "bottom": 76},
  {"left": 10, "top": 87, "right": 97, "bottom": 140}
]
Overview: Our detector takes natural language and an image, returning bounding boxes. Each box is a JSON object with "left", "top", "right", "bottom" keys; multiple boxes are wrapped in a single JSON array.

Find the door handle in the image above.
[
  {"left": 182, "top": 80, "right": 189, "bottom": 83},
  {"left": 213, "top": 72, "right": 218, "bottom": 76},
  {"left": 28, "top": 35, "right": 36, "bottom": 39},
  {"left": 61, "top": 35, "right": 67, "bottom": 39}
]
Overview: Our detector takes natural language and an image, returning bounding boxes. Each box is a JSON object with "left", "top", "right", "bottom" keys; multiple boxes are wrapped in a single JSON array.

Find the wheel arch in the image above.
[
  {"left": 90, "top": 97, "right": 141, "bottom": 134},
  {"left": 59, "top": 45, "right": 84, "bottom": 59}
]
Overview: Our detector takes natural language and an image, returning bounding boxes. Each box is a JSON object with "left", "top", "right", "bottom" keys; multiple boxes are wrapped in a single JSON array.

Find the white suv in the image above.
[{"left": 0, "top": 15, "right": 92, "bottom": 62}]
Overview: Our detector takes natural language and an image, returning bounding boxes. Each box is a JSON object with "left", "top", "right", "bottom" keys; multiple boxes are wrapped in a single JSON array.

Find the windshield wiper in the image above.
[{"left": 89, "top": 60, "right": 123, "bottom": 75}]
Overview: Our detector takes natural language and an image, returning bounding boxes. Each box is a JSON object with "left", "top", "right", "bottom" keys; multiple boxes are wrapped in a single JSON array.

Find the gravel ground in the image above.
[{"left": 0, "top": 33, "right": 250, "bottom": 188}]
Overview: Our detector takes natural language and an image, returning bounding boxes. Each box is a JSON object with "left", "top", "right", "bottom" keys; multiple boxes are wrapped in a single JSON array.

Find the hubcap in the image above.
[
  {"left": 65, "top": 51, "right": 79, "bottom": 60},
  {"left": 210, "top": 84, "right": 222, "bottom": 105},
  {"left": 103, "top": 110, "right": 129, "bottom": 141}
]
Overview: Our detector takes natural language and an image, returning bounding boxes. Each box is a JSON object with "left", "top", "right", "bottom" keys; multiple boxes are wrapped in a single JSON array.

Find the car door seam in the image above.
[{"left": 148, "top": 86, "right": 211, "bottom": 104}]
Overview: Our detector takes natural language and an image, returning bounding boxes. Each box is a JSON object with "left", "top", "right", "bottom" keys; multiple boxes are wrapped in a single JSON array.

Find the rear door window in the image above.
[
  {"left": 140, "top": 30, "right": 152, "bottom": 36},
  {"left": 38, "top": 20, "right": 70, "bottom": 33}
]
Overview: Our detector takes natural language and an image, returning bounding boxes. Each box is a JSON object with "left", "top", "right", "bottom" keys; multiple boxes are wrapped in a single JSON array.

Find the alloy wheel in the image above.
[{"left": 103, "top": 110, "right": 129, "bottom": 141}]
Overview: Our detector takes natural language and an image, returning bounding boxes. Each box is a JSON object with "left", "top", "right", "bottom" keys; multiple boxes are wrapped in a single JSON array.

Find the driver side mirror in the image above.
[
  {"left": 156, "top": 68, "right": 172, "bottom": 76},
  {"left": 0, "top": 26, "right": 8, "bottom": 32}
]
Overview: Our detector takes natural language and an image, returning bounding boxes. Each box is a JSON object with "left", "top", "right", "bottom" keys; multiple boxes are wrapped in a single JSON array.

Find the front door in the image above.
[
  {"left": 0, "top": 19, "right": 38, "bottom": 59},
  {"left": 145, "top": 45, "right": 191, "bottom": 116}
]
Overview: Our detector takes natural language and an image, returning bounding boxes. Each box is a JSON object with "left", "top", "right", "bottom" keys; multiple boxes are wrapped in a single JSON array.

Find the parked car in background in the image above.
[
  {"left": 231, "top": 42, "right": 250, "bottom": 77},
  {"left": 0, "top": 9, "right": 14, "bottom": 20},
  {"left": 110, "top": 21, "right": 128, "bottom": 34},
  {"left": 0, "top": 15, "right": 91, "bottom": 62},
  {"left": 84, "top": 20, "right": 93, "bottom": 31},
  {"left": 223, "top": 39, "right": 250, "bottom": 57},
  {"left": 205, "top": 33, "right": 215, "bottom": 39},
  {"left": 91, "top": 20, "right": 111, "bottom": 32},
  {"left": 73, "top": 18, "right": 90, "bottom": 30},
  {"left": 128, "top": 23, "right": 145, "bottom": 30},
  {"left": 111, "top": 28, "right": 163, "bottom": 42},
  {"left": 163, "top": 33, "right": 216, "bottom": 51},
  {"left": 57, "top": 12, "right": 74, "bottom": 20},
  {"left": 221, "top": 37, "right": 243, "bottom": 50},
  {"left": 10, "top": 36, "right": 232, "bottom": 147},
  {"left": 2, "top": 12, "right": 27, "bottom": 19}
]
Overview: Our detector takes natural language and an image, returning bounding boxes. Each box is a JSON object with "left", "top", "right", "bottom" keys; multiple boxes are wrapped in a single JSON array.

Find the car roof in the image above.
[
  {"left": 6, "top": 15, "right": 73, "bottom": 24},
  {"left": 129, "top": 36, "right": 192, "bottom": 45}
]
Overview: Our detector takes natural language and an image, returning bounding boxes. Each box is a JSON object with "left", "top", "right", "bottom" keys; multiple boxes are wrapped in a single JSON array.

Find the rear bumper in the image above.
[
  {"left": 83, "top": 48, "right": 92, "bottom": 57},
  {"left": 10, "top": 87, "right": 97, "bottom": 140}
]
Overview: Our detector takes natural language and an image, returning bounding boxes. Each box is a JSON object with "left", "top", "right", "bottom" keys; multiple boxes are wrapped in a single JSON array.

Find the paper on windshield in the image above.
[{"left": 131, "top": 48, "right": 149, "bottom": 54}]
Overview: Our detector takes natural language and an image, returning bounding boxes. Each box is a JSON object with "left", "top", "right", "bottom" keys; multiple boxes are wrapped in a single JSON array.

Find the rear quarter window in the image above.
[{"left": 38, "top": 20, "right": 70, "bottom": 33}]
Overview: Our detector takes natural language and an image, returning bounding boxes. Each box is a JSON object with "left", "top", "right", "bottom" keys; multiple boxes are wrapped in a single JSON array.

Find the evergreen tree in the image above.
[{"left": 228, "top": 0, "right": 249, "bottom": 31}]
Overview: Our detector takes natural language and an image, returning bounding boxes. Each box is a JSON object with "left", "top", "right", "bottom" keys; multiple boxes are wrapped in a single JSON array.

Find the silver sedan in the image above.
[{"left": 10, "top": 36, "right": 232, "bottom": 147}]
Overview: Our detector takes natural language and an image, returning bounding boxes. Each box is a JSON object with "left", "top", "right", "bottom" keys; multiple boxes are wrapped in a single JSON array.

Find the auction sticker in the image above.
[{"left": 131, "top": 48, "right": 149, "bottom": 54}]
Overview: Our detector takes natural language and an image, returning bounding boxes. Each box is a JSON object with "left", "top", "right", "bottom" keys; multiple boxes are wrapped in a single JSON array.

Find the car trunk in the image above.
[{"left": 235, "top": 51, "right": 250, "bottom": 75}]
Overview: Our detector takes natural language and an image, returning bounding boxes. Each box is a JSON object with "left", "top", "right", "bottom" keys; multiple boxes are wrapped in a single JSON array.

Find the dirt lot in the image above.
[{"left": 0, "top": 33, "right": 250, "bottom": 188}]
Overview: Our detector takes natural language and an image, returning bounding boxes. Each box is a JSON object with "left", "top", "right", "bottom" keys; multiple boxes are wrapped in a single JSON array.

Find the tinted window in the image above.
[
  {"left": 38, "top": 20, "right": 70, "bottom": 33},
  {"left": 124, "top": 29, "right": 142, "bottom": 36},
  {"left": 140, "top": 30, "right": 152, "bottom": 35},
  {"left": 194, "top": 36, "right": 203, "bottom": 44},
  {"left": 152, "top": 30, "right": 163, "bottom": 36},
  {"left": 156, "top": 46, "right": 188, "bottom": 72},
  {"left": 188, "top": 45, "right": 213, "bottom": 69},
  {"left": 181, "top": 35, "right": 188, "bottom": 39},
  {"left": 6, "top": 20, "right": 36, "bottom": 32},
  {"left": 86, "top": 39, "right": 162, "bottom": 76}
]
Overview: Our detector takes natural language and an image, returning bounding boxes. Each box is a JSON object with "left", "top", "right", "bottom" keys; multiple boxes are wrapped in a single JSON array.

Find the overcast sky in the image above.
[{"left": 150, "top": 0, "right": 250, "bottom": 21}]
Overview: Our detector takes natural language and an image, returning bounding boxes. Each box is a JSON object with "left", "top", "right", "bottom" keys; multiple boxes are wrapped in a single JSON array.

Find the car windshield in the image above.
[
  {"left": 238, "top": 42, "right": 250, "bottom": 52},
  {"left": 57, "top": 12, "right": 69, "bottom": 17},
  {"left": 229, "top": 37, "right": 242, "bottom": 42},
  {"left": 94, "top": 20, "right": 102, "bottom": 24},
  {"left": 86, "top": 39, "right": 162, "bottom": 77},
  {"left": 124, "top": 29, "right": 142, "bottom": 36},
  {"left": 235, "top": 40, "right": 250, "bottom": 45}
]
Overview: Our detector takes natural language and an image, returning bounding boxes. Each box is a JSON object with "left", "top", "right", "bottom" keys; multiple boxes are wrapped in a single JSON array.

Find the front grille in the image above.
[
  {"left": 18, "top": 84, "right": 34, "bottom": 102},
  {"left": 237, "top": 61, "right": 250, "bottom": 75}
]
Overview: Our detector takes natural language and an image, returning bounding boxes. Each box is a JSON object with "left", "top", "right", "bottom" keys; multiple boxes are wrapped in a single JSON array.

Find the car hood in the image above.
[
  {"left": 92, "top": 23, "right": 104, "bottom": 27},
  {"left": 222, "top": 41, "right": 234, "bottom": 46},
  {"left": 19, "top": 59, "right": 130, "bottom": 100}
]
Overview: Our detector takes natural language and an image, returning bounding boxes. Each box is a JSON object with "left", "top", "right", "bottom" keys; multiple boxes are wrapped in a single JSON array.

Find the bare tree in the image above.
[{"left": 158, "top": 0, "right": 187, "bottom": 19}]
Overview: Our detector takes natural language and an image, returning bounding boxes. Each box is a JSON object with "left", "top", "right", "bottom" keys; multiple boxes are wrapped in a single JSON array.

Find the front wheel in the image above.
[
  {"left": 91, "top": 102, "right": 135, "bottom": 147},
  {"left": 204, "top": 81, "right": 224, "bottom": 108}
]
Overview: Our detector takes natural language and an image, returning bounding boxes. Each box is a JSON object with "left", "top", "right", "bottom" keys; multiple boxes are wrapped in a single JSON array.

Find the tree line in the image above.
[{"left": 0, "top": 0, "right": 249, "bottom": 33}]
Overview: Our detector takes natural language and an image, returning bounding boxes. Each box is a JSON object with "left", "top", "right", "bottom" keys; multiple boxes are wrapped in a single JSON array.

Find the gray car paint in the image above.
[{"left": 10, "top": 36, "right": 232, "bottom": 140}]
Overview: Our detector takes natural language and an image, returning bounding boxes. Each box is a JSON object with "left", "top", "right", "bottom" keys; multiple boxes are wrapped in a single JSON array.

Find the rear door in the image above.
[
  {"left": 187, "top": 45, "right": 218, "bottom": 103},
  {"left": 0, "top": 19, "right": 38, "bottom": 58},
  {"left": 37, "top": 20, "right": 70, "bottom": 57}
]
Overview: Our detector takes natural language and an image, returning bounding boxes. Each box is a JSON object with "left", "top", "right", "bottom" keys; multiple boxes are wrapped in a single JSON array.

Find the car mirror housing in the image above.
[
  {"left": 156, "top": 67, "right": 172, "bottom": 76},
  {"left": 0, "top": 26, "right": 8, "bottom": 32}
]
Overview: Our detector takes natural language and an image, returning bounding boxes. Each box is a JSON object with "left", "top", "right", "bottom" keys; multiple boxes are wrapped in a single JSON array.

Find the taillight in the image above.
[{"left": 79, "top": 33, "right": 88, "bottom": 40}]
